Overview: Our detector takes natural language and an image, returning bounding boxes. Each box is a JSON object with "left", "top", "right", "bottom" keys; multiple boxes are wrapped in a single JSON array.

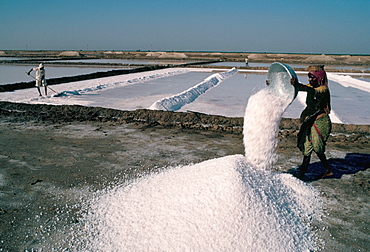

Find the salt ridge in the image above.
[
  {"left": 327, "top": 73, "right": 370, "bottom": 93},
  {"left": 149, "top": 68, "right": 238, "bottom": 111}
]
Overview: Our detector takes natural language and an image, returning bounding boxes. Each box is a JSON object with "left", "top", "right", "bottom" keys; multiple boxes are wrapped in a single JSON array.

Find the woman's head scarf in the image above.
[{"left": 308, "top": 65, "right": 328, "bottom": 87}]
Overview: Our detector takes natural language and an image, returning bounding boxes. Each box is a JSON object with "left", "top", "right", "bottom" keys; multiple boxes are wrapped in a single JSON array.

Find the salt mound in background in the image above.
[
  {"left": 79, "top": 155, "right": 321, "bottom": 251},
  {"left": 344, "top": 55, "right": 370, "bottom": 64},
  {"left": 247, "top": 53, "right": 267, "bottom": 60},
  {"left": 146, "top": 51, "right": 188, "bottom": 58},
  {"left": 58, "top": 51, "right": 81, "bottom": 57},
  {"left": 304, "top": 54, "right": 336, "bottom": 63}
]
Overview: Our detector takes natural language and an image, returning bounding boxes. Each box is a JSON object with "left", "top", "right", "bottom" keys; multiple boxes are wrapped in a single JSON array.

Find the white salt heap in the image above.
[
  {"left": 79, "top": 155, "right": 320, "bottom": 251},
  {"left": 73, "top": 83, "right": 322, "bottom": 251}
]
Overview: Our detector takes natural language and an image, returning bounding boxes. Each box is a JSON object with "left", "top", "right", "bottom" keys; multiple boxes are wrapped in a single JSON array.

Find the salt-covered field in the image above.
[
  {"left": 0, "top": 64, "right": 130, "bottom": 85},
  {"left": 1, "top": 66, "right": 369, "bottom": 124}
]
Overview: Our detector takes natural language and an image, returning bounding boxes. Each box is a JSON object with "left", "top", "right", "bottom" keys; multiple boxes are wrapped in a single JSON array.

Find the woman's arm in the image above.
[{"left": 291, "top": 77, "right": 310, "bottom": 91}]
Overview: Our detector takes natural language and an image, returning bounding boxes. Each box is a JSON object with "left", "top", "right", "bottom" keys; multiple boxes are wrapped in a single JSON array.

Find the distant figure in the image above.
[
  {"left": 27, "top": 63, "right": 47, "bottom": 96},
  {"left": 245, "top": 57, "right": 249, "bottom": 66},
  {"left": 291, "top": 65, "right": 333, "bottom": 179}
]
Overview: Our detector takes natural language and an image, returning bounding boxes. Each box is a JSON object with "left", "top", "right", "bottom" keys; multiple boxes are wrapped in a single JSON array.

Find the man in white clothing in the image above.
[{"left": 27, "top": 63, "right": 47, "bottom": 96}]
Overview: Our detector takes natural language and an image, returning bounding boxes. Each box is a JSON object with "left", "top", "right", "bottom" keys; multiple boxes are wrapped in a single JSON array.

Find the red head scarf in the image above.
[{"left": 308, "top": 65, "right": 328, "bottom": 87}]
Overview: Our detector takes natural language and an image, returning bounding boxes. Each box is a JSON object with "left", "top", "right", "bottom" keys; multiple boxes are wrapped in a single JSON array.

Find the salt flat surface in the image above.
[
  {"left": 0, "top": 67, "right": 369, "bottom": 124},
  {"left": 0, "top": 64, "right": 129, "bottom": 85},
  {"left": 179, "top": 72, "right": 263, "bottom": 117}
]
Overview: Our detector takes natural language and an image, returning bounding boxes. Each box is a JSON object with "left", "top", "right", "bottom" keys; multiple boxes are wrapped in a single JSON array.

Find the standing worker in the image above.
[
  {"left": 27, "top": 63, "right": 47, "bottom": 96},
  {"left": 291, "top": 65, "right": 333, "bottom": 179}
]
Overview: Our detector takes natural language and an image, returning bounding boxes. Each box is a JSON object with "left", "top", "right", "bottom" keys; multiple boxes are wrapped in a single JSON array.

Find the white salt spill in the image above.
[
  {"left": 69, "top": 82, "right": 322, "bottom": 251},
  {"left": 243, "top": 88, "right": 290, "bottom": 170}
]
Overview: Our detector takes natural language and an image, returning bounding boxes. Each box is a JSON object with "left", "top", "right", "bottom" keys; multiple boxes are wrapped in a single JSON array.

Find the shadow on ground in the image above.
[{"left": 287, "top": 153, "right": 370, "bottom": 182}]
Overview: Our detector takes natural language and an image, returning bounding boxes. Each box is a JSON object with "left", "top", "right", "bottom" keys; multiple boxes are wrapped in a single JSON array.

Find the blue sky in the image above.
[{"left": 0, "top": 0, "right": 369, "bottom": 54}]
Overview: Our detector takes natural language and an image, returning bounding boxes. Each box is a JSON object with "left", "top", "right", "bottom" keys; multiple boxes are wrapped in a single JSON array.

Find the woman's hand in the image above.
[{"left": 290, "top": 77, "right": 298, "bottom": 86}]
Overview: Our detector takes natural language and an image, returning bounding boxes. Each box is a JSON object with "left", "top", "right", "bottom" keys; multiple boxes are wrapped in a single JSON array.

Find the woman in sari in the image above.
[{"left": 292, "top": 65, "right": 333, "bottom": 179}]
